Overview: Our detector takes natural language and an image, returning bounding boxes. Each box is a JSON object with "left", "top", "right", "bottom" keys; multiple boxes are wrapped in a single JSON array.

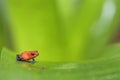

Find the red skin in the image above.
[{"left": 17, "top": 51, "right": 39, "bottom": 61}]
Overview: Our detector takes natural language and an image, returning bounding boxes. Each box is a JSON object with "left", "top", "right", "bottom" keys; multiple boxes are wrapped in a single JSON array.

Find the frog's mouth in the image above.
[
  {"left": 34, "top": 51, "right": 39, "bottom": 56},
  {"left": 37, "top": 53, "right": 39, "bottom": 56}
]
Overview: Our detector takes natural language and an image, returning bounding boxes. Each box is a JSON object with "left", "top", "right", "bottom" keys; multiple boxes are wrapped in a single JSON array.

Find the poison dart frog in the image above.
[{"left": 16, "top": 51, "right": 39, "bottom": 62}]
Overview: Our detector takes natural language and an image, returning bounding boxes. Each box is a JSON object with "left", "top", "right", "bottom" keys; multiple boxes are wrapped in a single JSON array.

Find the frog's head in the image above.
[{"left": 31, "top": 51, "right": 39, "bottom": 57}]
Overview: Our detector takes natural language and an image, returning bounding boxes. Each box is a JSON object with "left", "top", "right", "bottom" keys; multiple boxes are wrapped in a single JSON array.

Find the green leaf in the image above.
[{"left": 1, "top": 46, "right": 120, "bottom": 80}]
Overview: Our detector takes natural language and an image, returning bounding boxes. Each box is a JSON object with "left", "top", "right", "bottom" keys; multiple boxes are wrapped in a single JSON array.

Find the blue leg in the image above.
[{"left": 16, "top": 55, "right": 22, "bottom": 61}]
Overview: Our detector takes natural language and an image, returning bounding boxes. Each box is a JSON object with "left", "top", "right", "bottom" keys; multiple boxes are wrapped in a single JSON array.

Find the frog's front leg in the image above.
[
  {"left": 30, "top": 58, "right": 36, "bottom": 63},
  {"left": 32, "top": 58, "right": 35, "bottom": 62}
]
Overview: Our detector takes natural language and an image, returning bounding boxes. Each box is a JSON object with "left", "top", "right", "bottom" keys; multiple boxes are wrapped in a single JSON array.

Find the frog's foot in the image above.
[{"left": 29, "top": 59, "right": 36, "bottom": 63}]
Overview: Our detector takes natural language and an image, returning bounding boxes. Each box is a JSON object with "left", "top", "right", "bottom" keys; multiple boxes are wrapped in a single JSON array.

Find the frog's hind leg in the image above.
[{"left": 16, "top": 54, "right": 22, "bottom": 61}]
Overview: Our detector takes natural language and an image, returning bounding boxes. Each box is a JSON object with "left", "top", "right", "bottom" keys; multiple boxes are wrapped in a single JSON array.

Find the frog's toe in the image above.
[{"left": 30, "top": 60, "right": 36, "bottom": 63}]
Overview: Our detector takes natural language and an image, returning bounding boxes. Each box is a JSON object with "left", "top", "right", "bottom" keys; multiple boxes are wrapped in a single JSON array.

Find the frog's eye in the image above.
[{"left": 31, "top": 52, "right": 35, "bottom": 56}]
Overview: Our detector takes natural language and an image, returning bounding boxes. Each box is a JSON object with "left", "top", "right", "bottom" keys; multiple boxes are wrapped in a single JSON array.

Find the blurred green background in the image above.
[
  {"left": 1, "top": 0, "right": 120, "bottom": 80},
  {"left": 0, "top": 0, "right": 120, "bottom": 62}
]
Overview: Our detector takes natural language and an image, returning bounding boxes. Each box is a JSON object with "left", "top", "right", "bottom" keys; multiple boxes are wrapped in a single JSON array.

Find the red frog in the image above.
[{"left": 16, "top": 51, "right": 39, "bottom": 62}]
